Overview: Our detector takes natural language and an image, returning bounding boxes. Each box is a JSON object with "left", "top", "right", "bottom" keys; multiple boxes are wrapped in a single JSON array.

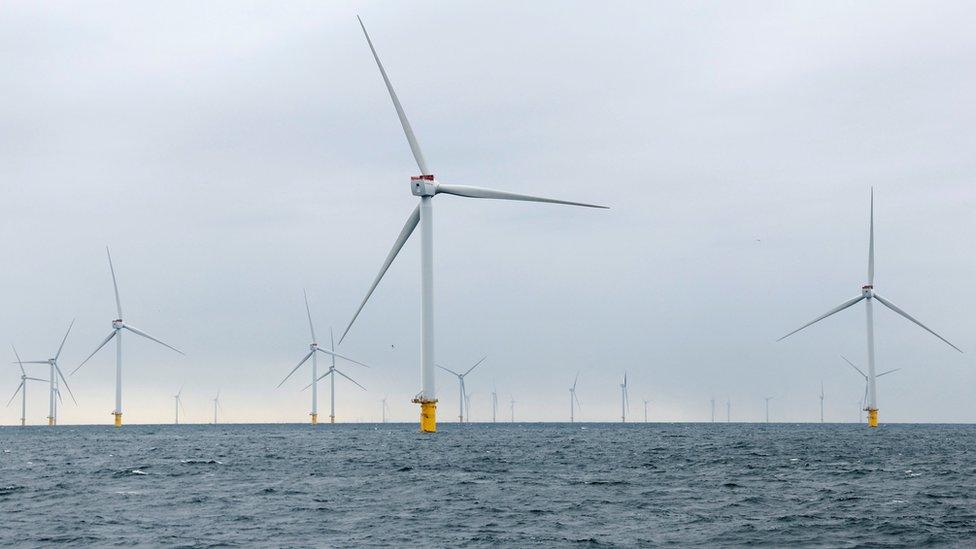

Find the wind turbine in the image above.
[
  {"left": 436, "top": 355, "right": 487, "bottom": 423},
  {"left": 339, "top": 17, "right": 607, "bottom": 433},
  {"left": 819, "top": 382, "right": 824, "bottom": 423},
  {"left": 764, "top": 396, "right": 774, "bottom": 423},
  {"left": 174, "top": 385, "right": 185, "bottom": 425},
  {"left": 643, "top": 399, "right": 649, "bottom": 423},
  {"left": 8, "top": 346, "right": 48, "bottom": 426},
  {"left": 17, "top": 320, "right": 77, "bottom": 425},
  {"left": 464, "top": 391, "right": 473, "bottom": 423},
  {"left": 276, "top": 291, "right": 370, "bottom": 424},
  {"left": 569, "top": 372, "right": 581, "bottom": 423},
  {"left": 710, "top": 397, "right": 715, "bottom": 423},
  {"left": 212, "top": 390, "right": 220, "bottom": 424},
  {"left": 72, "top": 248, "right": 184, "bottom": 427},
  {"left": 509, "top": 397, "right": 516, "bottom": 423},
  {"left": 491, "top": 385, "right": 498, "bottom": 423},
  {"left": 841, "top": 355, "right": 900, "bottom": 417},
  {"left": 381, "top": 396, "right": 390, "bottom": 423},
  {"left": 726, "top": 397, "right": 731, "bottom": 423},
  {"left": 620, "top": 373, "right": 629, "bottom": 423},
  {"left": 779, "top": 190, "right": 961, "bottom": 427}
]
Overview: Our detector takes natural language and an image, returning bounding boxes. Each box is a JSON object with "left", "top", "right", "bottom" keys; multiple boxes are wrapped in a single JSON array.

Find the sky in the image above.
[{"left": 1, "top": 1, "right": 975, "bottom": 425}]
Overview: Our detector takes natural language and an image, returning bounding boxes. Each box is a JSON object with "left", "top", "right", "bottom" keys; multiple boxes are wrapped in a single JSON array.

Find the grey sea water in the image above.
[{"left": 1, "top": 423, "right": 974, "bottom": 547}]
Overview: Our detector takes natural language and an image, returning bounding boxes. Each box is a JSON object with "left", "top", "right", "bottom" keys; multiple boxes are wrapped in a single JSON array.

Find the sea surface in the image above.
[{"left": 1, "top": 423, "right": 974, "bottom": 547}]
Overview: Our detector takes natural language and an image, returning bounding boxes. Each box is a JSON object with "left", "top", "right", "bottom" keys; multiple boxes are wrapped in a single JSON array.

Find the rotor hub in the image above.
[
  {"left": 861, "top": 284, "right": 874, "bottom": 297},
  {"left": 112, "top": 320, "right": 124, "bottom": 329},
  {"left": 310, "top": 343, "right": 318, "bottom": 350}
]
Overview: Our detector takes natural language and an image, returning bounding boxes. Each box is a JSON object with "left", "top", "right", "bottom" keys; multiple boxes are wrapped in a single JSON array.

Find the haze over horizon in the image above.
[{"left": 2, "top": 1, "right": 975, "bottom": 425}]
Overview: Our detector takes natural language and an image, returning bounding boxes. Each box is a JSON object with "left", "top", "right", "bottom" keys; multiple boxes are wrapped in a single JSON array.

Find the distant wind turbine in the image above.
[
  {"left": 17, "top": 320, "right": 77, "bottom": 425},
  {"left": 841, "top": 355, "right": 899, "bottom": 415},
  {"left": 510, "top": 397, "right": 516, "bottom": 423},
  {"left": 819, "top": 382, "right": 824, "bottom": 423},
  {"left": 779, "top": 189, "right": 961, "bottom": 428},
  {"left": 338, "top": 17, "right": 607, "bottom": 433},
  {"left": 436, "top": 355, "right": 487, "bottom": 423},
  {"left": 710, "top": 397, "right": 715, "bottom": 423},
  {"left": 643, "top": 399, "right": 649, "bottom": 423},
  {"left": 380, "top": 396, "right": 390, "bottom": 423},
  {"left": 491, "top": 384, "right": 498, "bottom": 423},
  {"left": 569, "top": 372, "right": 581, "bottom": 423},
  {"left": 764, "top": 396, "right": 774, "bottom": 423},
  {"left": 212, "top": 390, "right": 221, "bottom": 424},
  {"left": 173, "top": 385, "right": 185, "bottom": 425},
  {"left": 726, "top": 397, "right": 731, "bottom": 423},
  {"left": 8, "top": 346, "right": 48, "bottom": 426},
  {"left": 278, "top": 291, "right": 370, "bottom": 424},
  {"left": 72, "top": 248, "right": 184, "bottom": 427},
  {"left": 620, "top": 373, "right": 629, "bottom": 423}
]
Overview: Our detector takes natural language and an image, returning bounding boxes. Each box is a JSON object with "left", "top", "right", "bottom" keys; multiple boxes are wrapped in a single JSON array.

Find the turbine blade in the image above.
[
  {"left": 357, "top": 16, "right": 430, "bottom": 175},
  {"left": 339, "top": 205, "right": 420, "bottom": 344},
  {"left": 179, "top": 399, "right": 186, "bottom": 414},
  {"left": 873, "top": 293, "right": 962, "bottom": 353},
  {"left": 868, "top": 188, "right": 875, "bottom": 286},
  {"left": 778, "top": 295, "right": 866, "bottom": 341},
  {"left": 11, "top": 345, "right": 24, "bottom": 375},
  {"left": 71, "top": 331, "right": 117, "bottom": 375},
  {"left": 840, "top": 355, "right": 867, "bottom": 380},
  {"left": 435, "top": 183, "right": 608, "bottom": 209},
  {"left": 123, "top": 325, "right": 184, "bottom": 355},
  {"left": 436, "top": 364, "right": 461, "bottom": 377},
  {"left": 55, "top": 388, "right": 63, "bottom": 406},
  {"left": 25, "top": 377, "right": 47, "bottom": 382},
  {"left": 572, "top": 371, "right": 579, "bottom": 391},
  {"left": 277, "top": 350, "right": 314, "bottom": 388},
  {"left": 574, "top": 393, "right": 582, "bottom": 409},
  {"left": 315, "top": 347, "right": 370, "bottom": 369},
  {"left": 55, "top": 318, "right": 75, "bottom": 361},
  {"left": 53, "top": 363, "right": 77, "bottom": 405},
  {"left": 6, "top": 381, "right": 23, "bottom": 407},
  {"left": 303, "top": 289, "right": 317, "bottom": 344},
  {"left": 17, "top": 361, "right": 51, "bottom": 365},
  {"left": 877, "top": 367, "right": 901, "bottom": 378},
  {"left": 334, "top": 368, "right": 367, "bottom": 391},
  {"left": 302, "top": 369, "right": 334, "bottom": 391},
  {"left": 106, "top": 247, "right": 123, "bottom": 319},
  {"left": 464, "top": 355, "right": 487, "bottom": 376}
]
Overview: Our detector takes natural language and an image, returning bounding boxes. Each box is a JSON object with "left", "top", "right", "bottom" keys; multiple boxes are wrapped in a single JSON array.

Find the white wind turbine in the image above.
[
  {"left": 276, "top": 291, "right": 370, "bottom": 424},
  {"left": 569, "top": 372, "right": 582, "bottom": 423},
  {"left": 764, "top": 396, "right": 774, "bottom": 423},
  {"left": 72, "top": 248, "right": 184, "bottom": 427},
  {"left": 726, "top": 397, "right": 731, "bottom": 423},
  {"left": 509, "top": 396, "right": 516, "bottom": 423},
  {"left": 620, "top": 373, "right": 629, "bottom": 423},
  {"left": 8, "top": 346, "right": 48, "bottom": 426},
  {"left": 779, "top": 190, "right": 961, "bottom": 427},
  {"left": 710, "top": 397, "right": 716, "bottom": 423},
  {"left": 491, "top": 385, "right": 498, "bottom": 423},
  {"left": 212, "top": 390, "right": 221, "bottom": 424},
  {"left": 380, "top": 396, "right": 390, "bottom": 423},
  {"left": 17, "top": 320, "right": 78, "bottom": 425},
  {"left": 173, "top": 385, "right": 185, "bottom": 425},
  {"left": 339, "top": 17, "right": 607, "bottom": 433},
  {"left": 819, "top": 382, "right": 825, "bottom": 423},
  {"left": 841, "top": 355, "right": 899, "bottom": 415},
  {"left": 436, "top": 356, "right": 487, "bottom": 424},
  {"left": 643, "top": 399, "right": 649, "bottom": 423}
]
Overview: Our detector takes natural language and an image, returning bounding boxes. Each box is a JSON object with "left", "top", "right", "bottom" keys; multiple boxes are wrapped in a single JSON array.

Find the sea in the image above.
[{"left": 1, "top": 423, "right": 974, "bottom": 547}]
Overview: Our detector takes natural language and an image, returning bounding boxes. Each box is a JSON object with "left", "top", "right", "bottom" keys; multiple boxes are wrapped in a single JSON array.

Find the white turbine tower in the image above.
[
  {"left": 643, "top": 399, "right": 649, "bottom": 423},
  {"left": 569, "top": 372, "right": 581, "bottom": 423},
  {"left": 841, "top": 355, "right": 899, "bottom": 415},
  {"left": 276, "top": 291, "right": 370, "bottom": 424},
  {"left": 491, "top": 385, "right": 498, "bottom": 423},
  {"left": 18, "top": 320, "right": 78, "bottom": 425},
  {"left": 764, "top": 396, "right": 774, "bottom": 423},
  {"left": 819, "top": 382, "right": 825, "bottom": 423},
  {"left": 339, "top": 17, "right": 607, "bottom": 433},
  {"left": 212, "top": 390, "right": 220, "bottom": 424},
  {"left": 436, "top": 356, "right": 487, "bottom": 424},
  {"left": 779, "top": 190, "right": 961, "bottom": 428},
  {"left": 726, "top": 397, "right": 731, "bottom": 423},
  {"left": 620, "top": 373, "right": 629, "bottom": 423},
  {"left": 509, "top": 397, "right": 516, "bottom": 423},
  {"left": 8, "top": 346, "right": 48, "bottom": 427},
  {"left": 710, "top": 397, "right": 715, "bottom": 423},
  {"left": 72, "top": 248, "right": 184, "bottom": 427},
  {"left": 381, "top": 396, "right": 390, "bottom": 423},
  {"left": 174, "top": 385, "right": 185, "bottom": 425}
]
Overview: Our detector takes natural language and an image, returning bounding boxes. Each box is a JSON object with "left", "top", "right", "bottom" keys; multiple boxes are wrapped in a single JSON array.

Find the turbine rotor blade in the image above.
[
  {"left": 6, "top": 381, "right": 23, "bottom": 407},
  {"left": 334, "top": 368, "right": 367, "bottom": 391},
  {"left": 11, "top": 345, "right": 24, "bottom": 375},
  {"left": 572, "top": 371, "right": 579, "bottom": 391},
  {"left": 123, "top": 325, "right": 184, "bottom": 355},
  {"left": 436, "top": 364, "right": 461, "bottom": 377},
  {"left": 55, "top": 318, "right": 75, "bottom": 361},
  {"left": 315, "top": 347, "right": 370, "bottom": 369},
  {"left": 868, "top": 187, "right": 875, "bottom": 286},
  {"left": 53, "top": 363, "right": 77, "bottom": 405},
  {"left": 435, "top": 184, "right": 608, "bottom": 209},
  {"left": 303, "top": 369, "right": 334, "bottom": 391},
  {"left": 877, "top": 367, "right": 901, "bottom": 378},
  {"left": 340, "top": 205, "right": 420, "bottom": 344},
  {"left": 873, "top": 293, "right": 962, "bottom": 353},
  {"left": 71, "top": 331, "right": 117, "bottom": 375},
  {"left": 25, "top": 377, "right": 47, "bottom": 382},
  {"left": 106, "top": 247, "right": 123, "bottom": 319},
  {"left": 840, "top": 355, "right": 867, "bottom": 380},
  {"left": 357, "top": 16, "right": 430, "bottom": 175},
  {"left": 303, "top": 289, "right": 317, "bottom": 344},
  {"left": 277, "top": 350, "right": 314, "bottom": 388},
  {"left": 464, "top": 355, "right": 487, "bottom": 376},
  {"left": 778, "top": 295, "right": 866, "bottom": 341}
]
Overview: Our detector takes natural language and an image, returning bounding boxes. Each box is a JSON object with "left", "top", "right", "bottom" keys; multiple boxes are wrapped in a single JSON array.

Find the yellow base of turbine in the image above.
[
  {"left": 414, "top": 398, "right": 437, "bottom": 432},
  {"left": 868, "top": 409, "right": 878, "bottom": 428},
  {"left": 330, "top": 415, "right": 335, "bottom": 424},
  {"left": 48, "top": 417, "right": 55, "bottom": 426},
  {"left": 114, "top": 412, "right": 123, "bottom": 428},
  {"left": 311, "top": 413, "right": 318, "bottom": 425}
]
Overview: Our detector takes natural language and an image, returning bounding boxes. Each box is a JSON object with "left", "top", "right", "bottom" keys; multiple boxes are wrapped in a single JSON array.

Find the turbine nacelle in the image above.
[
  {"left": 112, "top": 319, "right": 124, "bottom": 329},
  {"left": 310, "top": 342, "right": 319, "bottom": 351},
  {"left": 411, "top": 175, "right": 437, "bottom": 196},
  {"left": 861, "top": 285, "right": 874, "bottom": 297}
]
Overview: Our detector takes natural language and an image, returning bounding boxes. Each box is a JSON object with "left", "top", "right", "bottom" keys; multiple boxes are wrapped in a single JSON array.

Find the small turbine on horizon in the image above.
[
  {"left": 569, "top": 372, "right": 582, "bottom": 423},
  {"left": 643, "top": 399, "right": 650, "bottom": 423},
  {"left": 764, "top": 396, "right": 774, "bottom": 423},
  {"left": 212, "top": 390, "right": 221, "bottom": 424},
  {"left": 17, "top": 320, "right": 77, "bottom": 425},
  {"left": 620, "top": 373, "right": 629, "bottom": 423},
  {"left": 8, "top": 346, "right": 48, "bottom": 427},
  {"left": 72, "top": 248, "right": 184, "bottom": 427},
  {"left": 174, "top": 385, "right": 185, "bottom": 425},
  {"left": 819, "top": 381, "right": 825, "bottom": 423},
  {"left": 436, "top": 356, "right": 486, "bottom": 424},
  {"left": 841, "top": 355, "right": 899, "bottom": 417}
]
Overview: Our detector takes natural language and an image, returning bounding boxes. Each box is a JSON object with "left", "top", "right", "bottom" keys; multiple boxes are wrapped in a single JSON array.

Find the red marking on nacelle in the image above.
[
  {"left": 411, "top": 175, "right": 435, "bottom": 181},
  {"left": 862, "top": 285, "right": 873, "bottom": 290}
]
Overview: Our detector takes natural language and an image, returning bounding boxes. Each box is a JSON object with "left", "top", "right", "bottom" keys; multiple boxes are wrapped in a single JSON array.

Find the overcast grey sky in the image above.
[{"left": 2, "top": 1, "right": 974, "bottom": 425}]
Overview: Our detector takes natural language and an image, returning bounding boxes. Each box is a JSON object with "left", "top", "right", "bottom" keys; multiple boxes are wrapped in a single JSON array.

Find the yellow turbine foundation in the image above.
[
  {"left": 330, "top": 415, "right": 335, "bottom": 424},
  {"left": 311, "top": 413, "right": 318, "bottom": 425},
  {"left": 48, "top": 417, "right": 55, "bottom": 426},
  {"left": 113, "top": 412, "right": 123, "bottom": 428},
  {"left": 415, "top": 399, "right": 437, "bottom": 433},
  {"left": 867, "top": 409, "right": 878, "bottom": 428}
]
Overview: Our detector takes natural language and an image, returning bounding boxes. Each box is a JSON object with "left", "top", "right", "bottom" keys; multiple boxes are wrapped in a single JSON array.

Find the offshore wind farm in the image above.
[{"left": 3, "top": 3, "right": 976, "bottom": 547}]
